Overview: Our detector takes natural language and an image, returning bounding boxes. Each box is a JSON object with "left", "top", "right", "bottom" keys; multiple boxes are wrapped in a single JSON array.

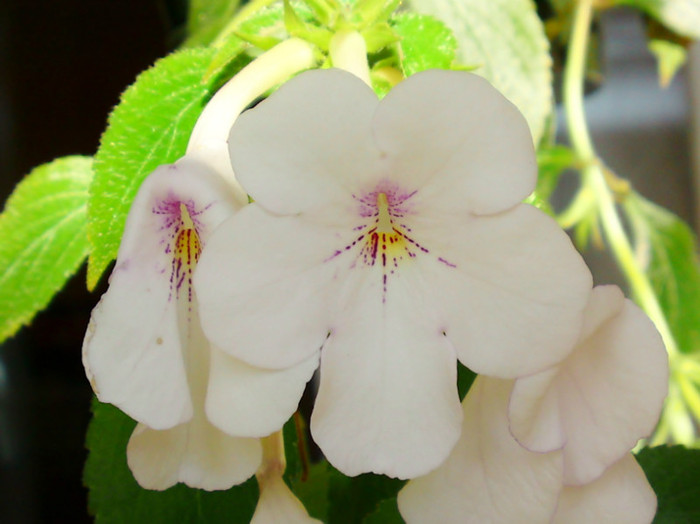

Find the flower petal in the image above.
[
  {"left": 373, "top": 70, "right": 536, "bottom": 216},
  {"left": 397, "top": 377, "right": 563, "bottom": 523},
  {"left": 510, "top": 285, "right": 669, "bottom": 485},
  {"left": 82, "top": 158, "right": 239, "bottom": 429},
  {"left": 251, "top": 475, "right": 321, "bottom": 524},
  {"left": 229, "top": 69, "right": 381, "bottom": 216},
  {"left": 310, "top": 266, "right": 462, "bottom": 479},
  {"left": 419, "top": 203, "right": 592, "bottom": 378},
  {"left": 206, "top": 347, "right": 319, "bottom": 438},
  {"left": 126, "top": 416, "right": 262, "bottom": 491},
  {"left": 195, "top": 205, "right": 339, "bottom": 369},
  {"left": 552, "top": 454, "right": 656, "bottom": 524}
]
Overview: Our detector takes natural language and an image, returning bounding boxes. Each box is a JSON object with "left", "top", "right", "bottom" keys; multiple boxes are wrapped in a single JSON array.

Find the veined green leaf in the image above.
[
  {"left": 0, "top": 156, "right": 92, "bottom": 343},
  {"left": 184, "top": 0, "right": 242, "bottom": 47},
  {"left": 363, "top": 498, "right": 403, "bottom": 524},
  {"left": 408, "top": 0, "right": 553, "bottom": 144},
  {"left": 636, "top": 445, "right": 700, "bottom": 523},
  {"left": 87, "top": 47, "right": 217, "bottom": 289},
  {"left": 391, "top": 12, "right": 458, "bottom": 76},
  {"left": 328, "top": 468, "right": 405, "bottom": 523},
  {"left": 85, "top": 399, "right": 259, "bottom": 523},
  {"left": 616, "top": 0, "right": 700, "bottom": 39},
  {"left": 624, "top": 193, "right": 700, "bottom": 355}
]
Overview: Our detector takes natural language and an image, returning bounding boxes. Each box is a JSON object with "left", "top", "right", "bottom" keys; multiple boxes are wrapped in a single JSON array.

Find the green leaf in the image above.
[
  {"left": 292, "top": 460, "right": 332, "bottom": 521},
  {"left": 363, "top": 498, "right": 404, "bottom": 524},
  {"left": 85, "top": 399, "right": 259, "bottom": 523},
  {"left": 616, "top": 0, "right": 700, "bottom": 39},
  {"left": 0, "top": 156, "right": 92, "bottom": 343},
  {"left": 636, "top": 445, "right": 700, "bottom": 523},
  {"left": 87, "top": 47, "right": 217, "bottom": 289},
  {"left": 204, "top": 33, "right": 250, "bottom": 82},
  {"left": 408, "top": 0, "right": 553, "bottom": 144},
  {"left": 391, "top": 12, "right": 458, "bottom": 76},
  {"left": 526, "top": 145, "right": 578, "bottom": 214},
  {"left": 184, "top": 0, "right": 242, "bottom": 47},
  {"left": 649, "top": 38, "right": 687, "bottom": 87},
  {"left": 624, "top": 194, "right": 700, "bottom": 355},
  {"left": 328, "top": 467, "right": 405, "bottom": 523}
]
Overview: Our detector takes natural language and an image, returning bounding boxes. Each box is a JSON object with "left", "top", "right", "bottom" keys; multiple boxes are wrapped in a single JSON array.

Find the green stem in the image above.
[{"left": 563, "top": 0, "right": 680, "bottom": 359}]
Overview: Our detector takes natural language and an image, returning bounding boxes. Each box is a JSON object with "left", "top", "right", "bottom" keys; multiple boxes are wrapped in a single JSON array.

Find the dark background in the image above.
[{"left": 0, "top": 2, "right": 182, "bottom": 522}]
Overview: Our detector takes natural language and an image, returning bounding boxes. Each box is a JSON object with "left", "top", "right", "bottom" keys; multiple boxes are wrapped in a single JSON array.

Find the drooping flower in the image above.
[
  {"left": 82, "top": 158, "right": 317, "bottom": 489},
  {"left": 508, "top": 284, "right": 668, "bottom": 485},
  {"left": 551, "top": 454, "right": 656, "bottom": 524},
  {"left": 397, "top": 377, "right": 564, "bottom": 522},
  {"left": 194, "top": 68, "right": 593, "bottom": 478},
  {"left": 397, "top": 377, "right": 657, "bottom": 523}
]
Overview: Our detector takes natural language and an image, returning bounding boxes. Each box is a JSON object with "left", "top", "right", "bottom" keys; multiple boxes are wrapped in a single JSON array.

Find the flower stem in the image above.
[
  {"left": 212, "top": 0, "right": 279, "bottom": 47},
  {"left": 257, "top": 430, "right": 287, "bottom": 481},
  {"left": 563, "top": 0, "right": 680, "bottom": 359},
  {"left": 328, "top": 29, "right": 371, "bottom": 85},
  {"left": 186, "top": 38, "right": 317, "bottom": 192}
]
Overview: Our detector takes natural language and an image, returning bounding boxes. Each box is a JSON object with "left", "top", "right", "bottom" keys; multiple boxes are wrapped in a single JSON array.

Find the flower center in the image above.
[
  {"left": 376, "top": 193, "right": 394, "bottom": 234},
  {"left": 171, "top": 203, "right": 202, "bottom": 302}
]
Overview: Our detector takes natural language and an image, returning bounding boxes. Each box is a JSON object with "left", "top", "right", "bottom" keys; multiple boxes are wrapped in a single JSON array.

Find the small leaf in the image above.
[
  {"left": 391, "top": 12, "right": 458, "bottom": 76},
  {"left": 615, "top": 0, "right": 700, "bottom": 39},
  {"left": 87, "top": 47, "right": 217, "bottom": 289},
  {"left": 184, "top": 0, "right": 242, "bottom": 47},
  {"left": 636, "top": 445, "right": 700, "bottom": 523},
  {"left": 408, "top": 0, "right": 553, "bottom": 144},
  {"left": 85, "top": 399, "right": 259, "bottom": 523},
  {"left": 527, "top": 145, "right": 579, "bottom": 214},
  {"left": 624, "top": 193, "right": 700, "bottom": 355},
  {"left": 0, "top": 156, "right": 92, "bottom": 343},
  {"left": 649, "top": 38, "right": 687, "bottom": 87}
]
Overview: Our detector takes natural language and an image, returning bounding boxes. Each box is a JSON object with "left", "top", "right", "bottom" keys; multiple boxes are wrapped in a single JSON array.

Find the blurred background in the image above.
[{"left": 0, "top": 1, "right": 697, "bottom": 522}]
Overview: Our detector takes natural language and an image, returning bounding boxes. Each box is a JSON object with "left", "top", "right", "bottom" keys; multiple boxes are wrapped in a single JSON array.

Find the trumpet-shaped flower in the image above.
[
  {"left": 195, "top": 69, "right": 592, "bottom": 478},
  {"left": 508, "top": 285, "right": 668, "bottom": 485},
  {"left": 551, "top": 454, "right": 656, "bottom": 524},
  {"left": 82, "top": 158, "right": 317, "bottom": 489},
  {"left": 398, "top": 377, "right": 657, "bottom": 523},
  {"left": 397, "top": 377, "right": 564, "bottom": 522}
]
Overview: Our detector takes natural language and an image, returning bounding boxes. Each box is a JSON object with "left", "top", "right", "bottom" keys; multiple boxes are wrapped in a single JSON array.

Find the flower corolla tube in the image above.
[
  {"left": 82, "top": 158, "right": 317, "bottom": 490},
  {"left": 397, "top": 377, "right": 658, "bottom": 524},
  {"left": 194, "top": 68, "right": 593, "bottom": 478}
]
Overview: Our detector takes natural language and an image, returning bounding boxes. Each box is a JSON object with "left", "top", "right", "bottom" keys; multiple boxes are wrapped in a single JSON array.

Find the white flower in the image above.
[
  {"left": 397, "top": 377, "right": 564, "bottom": 522},
  {"left": 251, "top": 475, "right": 321, "bottom": 524},
  {"left": 508, "top": 285, "right": 669, "bottom": 485},
  {"left": 194, "top": 68, "right": 592, "bottom": 478},
  {"left": 552, "top": 454, "right": 656, "bottom": 524},
  {"left": 398, "top": 377, "right": 657, "bottom": 523},
  {"left": 82, "top": 158, "right": 317, "bottom": 489}
]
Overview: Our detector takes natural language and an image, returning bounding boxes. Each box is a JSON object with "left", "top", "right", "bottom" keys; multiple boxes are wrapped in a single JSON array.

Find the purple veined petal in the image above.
[
  {"left": 552, "top": 454, "right": 656, "bottom": 524},
  {"left": 397, "top": 377, "right": 563, "bottom": 523},
  {"left": 416, "top": 203, "right": 592, "bottom": 378},
  {"left": 373, "top": 69, "right": 536, "bottom": 216},
  {"left": 310, "top": 263, "right": 462, "bottom": 479},
  {"left": 82, "top": 157, "right": 240, "bottom": 429},
  {"left": 509, "top": 285, "right": 669, "bottom": 485}
]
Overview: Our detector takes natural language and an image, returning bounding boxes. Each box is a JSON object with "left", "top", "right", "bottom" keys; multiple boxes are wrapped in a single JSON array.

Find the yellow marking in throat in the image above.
[
  {"left": 376, "top": 193, "right": 394, "bottom": 234},
  {"left": 180, "top": 202, "right": 195, "bottom": 230}
]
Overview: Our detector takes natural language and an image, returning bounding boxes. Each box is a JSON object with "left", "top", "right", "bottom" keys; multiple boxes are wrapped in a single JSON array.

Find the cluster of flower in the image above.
[{"left": 82, "top": 66, "right": 668, "bottom": 522}]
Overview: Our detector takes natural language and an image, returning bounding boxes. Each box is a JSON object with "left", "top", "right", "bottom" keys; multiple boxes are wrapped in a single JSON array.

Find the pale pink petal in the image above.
[
  {"left": 126, "top": 417, "right": 261, "bottom": 491},
  {"left": 510, "top": 286, "right": 669, "bottom": 485},
  {"left": 195, "top": 205, "right": 340, "bottom": 369},
  {"left": 229, "top": 69, "right": 381, "bottom": 216},
  {"left": 310, "top": 265, "right": 462, "bottom": 479},
  {"left": 251, "top": 475, "right": 321, "bottom": 524},
  {"left": 552, "top": 454, "right": 656, "bottom": 524},
  {"left": 398, "top": 377, "right": 563, "bottom": 523},
  {"left": 418, "top": 204, "right": 592, "bottom": 378},
  {"left": 205, "top": 347, "right": 319, "bottom": 438},
  {"left": 83, "top": 158, "right": 239, "bottom": 429},
  {"left": 373, "top": 70, "right": 536, "bottom": 216}
]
